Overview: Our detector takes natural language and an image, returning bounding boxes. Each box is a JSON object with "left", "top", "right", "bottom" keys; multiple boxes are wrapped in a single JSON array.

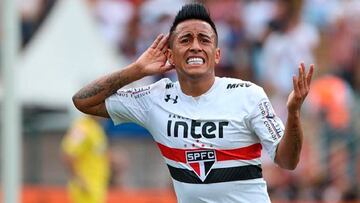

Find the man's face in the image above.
[{"left": 168, "top": 19, "right": 221, "bottom": 80}]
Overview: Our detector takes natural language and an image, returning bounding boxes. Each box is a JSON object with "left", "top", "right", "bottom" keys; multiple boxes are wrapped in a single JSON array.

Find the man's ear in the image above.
[
  {"left": 167, "top": 48, "right": 174, "bottom": 65},
  {"left": 215, "top": 48, "right": 221, "bottom": 64}
]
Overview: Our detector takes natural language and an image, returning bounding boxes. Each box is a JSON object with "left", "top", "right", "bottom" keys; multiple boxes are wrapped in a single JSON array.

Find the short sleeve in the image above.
[
  {"left": 105, "top": 79, "right": 166, "bottom": 126},
  {"left": 248, "top": 88, "right": 284, "bottom": 161}
]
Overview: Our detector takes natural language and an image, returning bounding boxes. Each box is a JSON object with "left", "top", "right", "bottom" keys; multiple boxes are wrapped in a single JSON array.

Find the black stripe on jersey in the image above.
[{"left": 167, "top": 164, "right": 262, "bottom": 184}]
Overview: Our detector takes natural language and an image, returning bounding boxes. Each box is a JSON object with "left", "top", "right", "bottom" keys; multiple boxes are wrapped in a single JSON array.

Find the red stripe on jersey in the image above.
[{"left": 157, "top": 142, "right": 262, "bottom": 163}]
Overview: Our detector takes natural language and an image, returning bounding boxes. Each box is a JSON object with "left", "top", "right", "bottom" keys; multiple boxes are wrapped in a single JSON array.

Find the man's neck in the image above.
[{"left": 178, "top": 75, "right": 215, "bottom": 97}]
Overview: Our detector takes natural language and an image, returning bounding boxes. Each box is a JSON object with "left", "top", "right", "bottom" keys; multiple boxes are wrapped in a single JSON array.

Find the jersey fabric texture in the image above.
[
  {"left": 105, "top": 77, "right": 284, "bottom": 203},
  {"left": 61, "top": 116, "right": 110, "bottom": 203}
]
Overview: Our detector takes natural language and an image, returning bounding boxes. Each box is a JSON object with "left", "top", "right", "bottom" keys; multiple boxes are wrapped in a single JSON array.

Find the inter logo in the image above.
[
  {"left": 167, "top": 120, "right": 229, "bottom": 138},
  {"left": 186, "top": 150, "right": 216, "bottom": 181}
]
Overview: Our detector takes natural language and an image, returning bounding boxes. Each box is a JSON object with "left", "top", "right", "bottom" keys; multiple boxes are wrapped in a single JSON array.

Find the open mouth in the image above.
[{"left": 186, "top": 57, "right": 205, "bottom": 65}]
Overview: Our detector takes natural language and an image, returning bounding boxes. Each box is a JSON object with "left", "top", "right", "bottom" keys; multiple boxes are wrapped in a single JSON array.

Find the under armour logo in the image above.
[{"left": 165, "top": 94, "right": 178, "bottom": 104}]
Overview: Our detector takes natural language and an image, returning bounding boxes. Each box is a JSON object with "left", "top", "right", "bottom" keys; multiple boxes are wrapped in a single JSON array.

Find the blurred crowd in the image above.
[{"left": 17, "top": 0, "right": 360, "bottom": 202}]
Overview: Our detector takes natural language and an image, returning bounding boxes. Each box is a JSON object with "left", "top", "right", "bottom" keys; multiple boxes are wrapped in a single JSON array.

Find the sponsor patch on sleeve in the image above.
[
  {"left": 258, "top": 101, "right": 275, "bottom": 118},
  {"left": 258, "top": 101, "right": 283, "bottom": 141},
  {"left": 116, "top": 86, "right": 151, "bottom": 99}
]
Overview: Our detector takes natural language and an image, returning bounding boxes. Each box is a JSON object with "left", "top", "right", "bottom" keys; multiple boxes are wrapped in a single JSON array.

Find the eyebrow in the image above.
[
  {"left": 177, "top": 32, "right": 214, "bottom": 39},
  {"left": 198, "top": 33, "right": 212, "bottom": 39}
]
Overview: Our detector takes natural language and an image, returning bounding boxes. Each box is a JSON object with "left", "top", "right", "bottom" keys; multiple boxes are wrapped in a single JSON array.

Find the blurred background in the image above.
[{"left": 1, "top": 0, "right": 360, "bottom": 202}]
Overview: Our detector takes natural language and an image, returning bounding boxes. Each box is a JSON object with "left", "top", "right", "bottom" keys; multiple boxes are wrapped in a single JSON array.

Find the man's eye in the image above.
[
  {"left": 180, "top": 38, "right": 189, "bottom": 43},
  {"left": 201, "top": 38, "right": 211, "bottom": 43}
]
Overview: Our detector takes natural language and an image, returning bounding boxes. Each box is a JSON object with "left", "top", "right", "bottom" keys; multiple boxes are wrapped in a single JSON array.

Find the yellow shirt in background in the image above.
[{"left": 61, "top": 116, "right": 110, "bottom": 203}]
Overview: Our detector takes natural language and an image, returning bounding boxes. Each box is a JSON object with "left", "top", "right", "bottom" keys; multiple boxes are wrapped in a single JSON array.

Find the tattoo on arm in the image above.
[
  {"left": 73, "top": 72, "right": 130, "bottom": 100},
  {"left": 104, "top": 74, "right": 130, "bottom": 97},
  {"left": 73, "top": 83, "right": 105, "bottom": 99},
  {"left": 287, "top": 123, "right": 302, "bottom": 156},
  {"left": 292, "top": 133, "right": 301, "bottom": 154}
]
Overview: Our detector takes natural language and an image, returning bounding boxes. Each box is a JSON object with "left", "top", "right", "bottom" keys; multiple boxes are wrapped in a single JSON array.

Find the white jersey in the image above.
[{"left": 105, "top": 77, "right": 284, "bottom": 203}]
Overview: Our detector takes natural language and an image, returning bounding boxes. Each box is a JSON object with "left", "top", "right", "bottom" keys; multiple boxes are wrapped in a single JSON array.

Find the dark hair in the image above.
[{"left": 169, "top": 3, "right": 218, "bottom": 47}]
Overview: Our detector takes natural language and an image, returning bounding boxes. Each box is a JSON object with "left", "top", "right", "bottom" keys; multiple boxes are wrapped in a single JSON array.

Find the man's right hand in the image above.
[
  {"left": 73, "top": 34, "right": 174, "bottom": 117},
  {"left": 135, "top": 34, "right": 174, "bottom": 77}
]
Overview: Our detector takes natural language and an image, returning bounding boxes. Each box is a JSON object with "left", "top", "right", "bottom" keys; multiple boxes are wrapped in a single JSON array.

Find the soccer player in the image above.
[
  {"left": 72, "top": 3, "right": 314, "bottom": 203},
  {"left": 61, "top": 115, "right": 110, "bottom": 203}
]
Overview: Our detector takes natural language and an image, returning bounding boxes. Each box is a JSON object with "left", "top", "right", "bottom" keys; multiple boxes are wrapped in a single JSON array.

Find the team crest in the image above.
[{"left": 186, "top": 149, "right": 216, "bottom": 181}]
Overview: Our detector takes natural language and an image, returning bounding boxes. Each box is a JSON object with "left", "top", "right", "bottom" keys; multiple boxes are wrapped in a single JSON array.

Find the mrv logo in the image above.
[
  {"left": 167, "top": 120, "right": 229, "bottom": 139},
  {"left": 186, "top": 150, "right": 216, "bottom": 181},
  {"left": 226, "top": 82, "right": 252, "bottom": 89}
]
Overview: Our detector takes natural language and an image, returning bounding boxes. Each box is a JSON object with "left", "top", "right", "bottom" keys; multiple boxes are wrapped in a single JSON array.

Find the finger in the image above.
[
  {"left": 301, "top": 63, "right": 309, "bottom": 90},
  {"left": 297, "top": 65, "right": 304, "bottom": 92},
  {"left": 162, "top": 47, "right": 168, "bottom": 55},
  {"left": 301, "top": 62, "right": 307, "bottom": 88},
  {"left": 293, "top": 75, "right": 300, "bottom": 95},
  {"left": 150, "top": 34, "right": 164, "bottom": 49},
  {"left": 162, "top": 64, "right": 175, "bottom": 72},
  {"left": 300, "top": 63, "right": 306, "bottom": 90},
  {"left": 157, "top": 33, "right": 169, "bottom": 51},
  {"left": 301, "top": 65, "right": 307, "bottom": 95},
  {"left": 306, "top": 64, "right": 315, "bottom": 86}
]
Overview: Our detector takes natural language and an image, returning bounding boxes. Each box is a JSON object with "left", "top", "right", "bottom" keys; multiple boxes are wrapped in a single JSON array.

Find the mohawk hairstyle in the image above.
[{"left": 169, "top": 3, "right": 218, "bottom": 47}]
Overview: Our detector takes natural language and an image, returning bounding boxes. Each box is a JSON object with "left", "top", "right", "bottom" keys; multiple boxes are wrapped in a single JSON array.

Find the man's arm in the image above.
[
  {"left": 72, "top": 34, "right": 173, "bottom": 117},
  {"left": 275, "top": 63, "right": 314, "bottom": 170}
]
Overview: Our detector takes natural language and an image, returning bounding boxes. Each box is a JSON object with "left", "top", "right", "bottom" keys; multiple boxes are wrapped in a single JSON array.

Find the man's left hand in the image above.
[{"left": 287, "top": 62, "right": 314, "bottom": 114}]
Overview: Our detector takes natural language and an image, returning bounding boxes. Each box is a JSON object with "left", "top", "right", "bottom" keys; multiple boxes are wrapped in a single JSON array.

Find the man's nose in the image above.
[{"left": 190, "top": 39, "right": 202, "bottom": 52}]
